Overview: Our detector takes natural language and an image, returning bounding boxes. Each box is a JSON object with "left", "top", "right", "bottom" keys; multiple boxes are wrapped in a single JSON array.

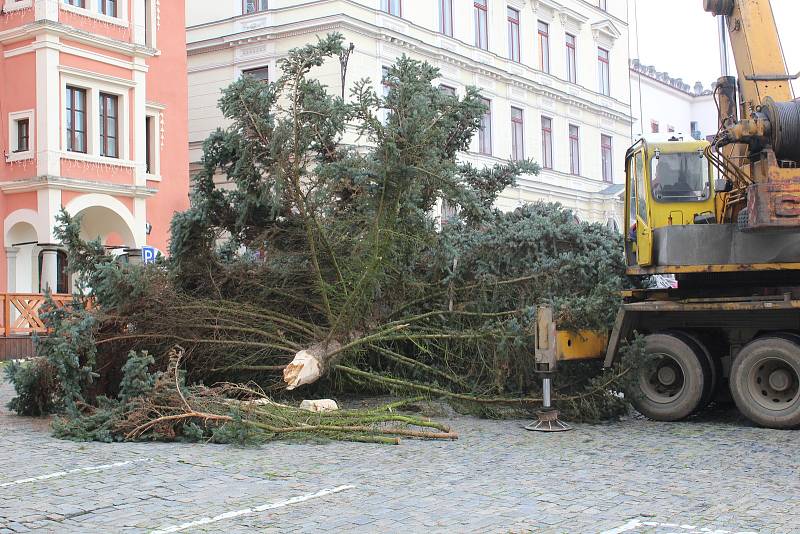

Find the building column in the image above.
[
  {"left": 5, "top": 248, "right": 18, "bottom": 293},
  {"left": 39, "top": 246, "right": 59, "bottom": 293}
]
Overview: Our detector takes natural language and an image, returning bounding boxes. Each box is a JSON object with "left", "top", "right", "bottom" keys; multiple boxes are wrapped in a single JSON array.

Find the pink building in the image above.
[{"left": 0, "top": 0, "right": 188, "bottom": 295}]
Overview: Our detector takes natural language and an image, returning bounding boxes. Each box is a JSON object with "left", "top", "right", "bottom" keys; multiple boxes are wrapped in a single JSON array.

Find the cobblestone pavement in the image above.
[{"left": 1, "top": 378, "right": 799, "bottom": 534}]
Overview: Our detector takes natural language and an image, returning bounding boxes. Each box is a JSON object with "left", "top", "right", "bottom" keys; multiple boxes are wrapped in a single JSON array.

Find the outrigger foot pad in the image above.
[{"left": 524, "top": 408, "right": 572, "bottom": 432}]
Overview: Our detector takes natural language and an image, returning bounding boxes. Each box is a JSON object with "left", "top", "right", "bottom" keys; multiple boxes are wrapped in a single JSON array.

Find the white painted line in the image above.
[
  {"left": 600, "top": 519, "right": 642, "bottom": 534},
  {"left": 150, "top": 484, "right": 356, "bottom": 534},
  {"left": 601, "top": 519, "right": 759, "bottom": 534},
  {"left": 0, "top": 458, "right": 152, "bottom": 488}
]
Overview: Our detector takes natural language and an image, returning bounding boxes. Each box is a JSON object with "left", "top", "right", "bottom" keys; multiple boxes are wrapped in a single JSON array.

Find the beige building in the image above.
[{"left": 186, "top": 0, "right": 633, "bottom": 228}]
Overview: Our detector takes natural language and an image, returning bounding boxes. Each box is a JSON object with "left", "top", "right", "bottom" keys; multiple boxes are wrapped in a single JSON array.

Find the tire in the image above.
[
  {"left": 627, "top": 333, "right": 709, "bottom": 421},
  {"left": 674, "top": 331, "right": 719, "bottom": 412},
  {"left": 729, "top": 336, "right": 800, "bottom": 429}
]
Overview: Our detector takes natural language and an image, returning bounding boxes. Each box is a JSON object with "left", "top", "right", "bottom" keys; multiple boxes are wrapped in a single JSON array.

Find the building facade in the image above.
[
  {"left": 0, "top": 0, "right": 189, "bottom": 294},
  {"left": 629, "top": 59, "right": 718, "bottom": 143},
  {"left": 186, "top": 0, "right": 633, "bottom": 228}
]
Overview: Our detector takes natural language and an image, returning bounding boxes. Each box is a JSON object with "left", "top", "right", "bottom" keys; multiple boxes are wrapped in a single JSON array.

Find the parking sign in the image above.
[{"left": 142, "top": 246, "right": 157, "bottom": 264}]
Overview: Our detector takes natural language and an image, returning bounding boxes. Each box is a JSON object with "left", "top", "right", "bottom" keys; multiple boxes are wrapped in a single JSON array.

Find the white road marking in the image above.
[
  {"left": 600, "top": 520, "right": 642, "bottom": 534},
  {"left": 150, "top": 484, "right": 356, "bottom": 534},
  {"left": 601, "top": 520, "right": 758, "bottom": 534},
  {"left": 0, "top": 458, "right": 152, "bottom": 488}
]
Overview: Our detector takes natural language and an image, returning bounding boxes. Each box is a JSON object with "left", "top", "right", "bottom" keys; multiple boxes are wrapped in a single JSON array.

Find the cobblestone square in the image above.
[{"left": 1, "top": 379, "right": 798, "bottom": 533}]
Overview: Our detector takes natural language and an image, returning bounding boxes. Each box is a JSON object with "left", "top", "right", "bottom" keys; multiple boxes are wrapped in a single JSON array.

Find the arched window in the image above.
[{"left": 38, "top": 250, "right": 69, "bottom": 294}]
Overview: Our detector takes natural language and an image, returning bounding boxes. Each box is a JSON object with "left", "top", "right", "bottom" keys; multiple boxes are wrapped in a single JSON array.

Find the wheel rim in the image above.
[
  {"left": 639, "top": 351, "right": 686, "bottom": 404},
  {"left": 747, "top": 357, "right": 800, "bottom": 411}
]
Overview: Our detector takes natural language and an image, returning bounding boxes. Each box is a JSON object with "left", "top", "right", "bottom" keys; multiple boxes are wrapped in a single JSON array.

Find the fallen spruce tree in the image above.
[{"left": 6, "top": 34, "right": 639, "bottom": 443}]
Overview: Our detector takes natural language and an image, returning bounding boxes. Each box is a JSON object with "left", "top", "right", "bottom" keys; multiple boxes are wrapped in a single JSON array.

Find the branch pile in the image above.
[{"left": 6, "top": 34, "right": 636, "bottom": 443}]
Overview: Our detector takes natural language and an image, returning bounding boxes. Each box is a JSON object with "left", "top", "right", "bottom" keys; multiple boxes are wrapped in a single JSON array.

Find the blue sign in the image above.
[{"left": 142, "top": 246, "right": 157, "bottom": 264}]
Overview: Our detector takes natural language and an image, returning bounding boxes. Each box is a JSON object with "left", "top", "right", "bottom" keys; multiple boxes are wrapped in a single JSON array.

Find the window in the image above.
[
  {"left": 98, "top": 0, "right": 117, "bottom": 17},
  {"left": 565, "top": 33, "right": 577, "bottom": 83},
  {"left": 381, "top": 0, "right": 400, "bottom": 16},
  {"left": 474, "top": 0, "right": 488, "bottom": 50},
  {"left": 511, "top": 106, "right": 524, "bottom": 161},
  {"left": 651, "top": 152, "right": 711, "bottom": 203},
  {"left": 441, "top": 199, "right": 457, "bottom": 224},
  {"left": 66, "top": 86, "right": 87, "bottom": 153},
  {"left": 478, "top": 97, "right": 492, "bottom": 155},
  {"left": 598, "top": 47, "right": 610, "bottom": 95},
  {"left": 650, "top": 120, "right": 660, "bottom": 133},
  {"left": 99, "top": 93, "right": 119, "bottom": 158},
  {"left": 38, "top": 250, "right": 69, "bottom": 294},
  {"left": 507, "top": 7, "right": 520, "bottom": 62},
  {"left": 65, "top": 0, "right": 85, "bottom": 7},
  {"left": 244, "top": 0, "right": 267, "bottom": 13},
  {"left": 15, "top": 119, "right": 29, "bottom": 153},
  {"left": 538, "top": 21, "right": 550, "bottom": 73},
  {"left": 145, "top": 116, "right": 154, "bottom": 174},
  {"left": 439, "top": 85, "right": 456, "bottom": 97},
  {"left": 690, "top": 121, "right": 701, "bottom": 140},
  {"left": 439, "top": 0, "right": 453, "bottom": 37},
  {"left": 635, "top": 152, "right": 647, "bottom": 222},
  {"left": 599, "top": 0, "right": 608, "bottom": 10},
  {"left": 541, "top": 116, "right": 553, "bottom": 169},
  {"left": 243, "top": 66, "right": 269, "bottom": 82},
  {"left": 601, "top": 134, "right": 613, "bottom": 183},
  {"left": 569, "top": 124, "right": 580, "bottom": 175}
]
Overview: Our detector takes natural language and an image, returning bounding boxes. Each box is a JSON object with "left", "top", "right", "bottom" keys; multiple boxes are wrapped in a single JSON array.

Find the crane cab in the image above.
[{"left": 624, "top": 138, "right": 717, "bottom": 271}]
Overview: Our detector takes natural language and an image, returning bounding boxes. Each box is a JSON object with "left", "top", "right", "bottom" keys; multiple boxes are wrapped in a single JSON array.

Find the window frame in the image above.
[
  {"left": 145, "top": 106, "right": 163, "bottom": 180},
  {"left": 98, "top": 0, "right": 116, "bottom": 17},
  {"left": 538, "top": 21, "right": 550, "bottom": 73},
  {"left": 7, "top": 110, "right": 34, "bottom": 161},
  {"left": 478, "top": 97, "right": 492, "bottom": 156},
  {"left": 381, "top": 0, "right": 401, "bottom": 17},
  {"left": 243, "top": 0, "right": 268, "bottom": 14},
  {"left": 601, "top": 134, "right": 613, "bottom": 183},
  {"left": 541, "top": 116, "right": 553, "bottom": 169},
  {"left": 66, "top": 86, "right": 88, "bottom": 154},
  {"left": 99, "top": 92, "right": 119, "bottom": 159},
  {"left": 474, "top": 0, "right": 488, "bottom": 50},
  {"left": 507, "top": 7, "right": 520, "bottom": 63},
  {"left": 565, "top": 33, "right": 577, "bottom": 84},
  {"left": 439, "top": 0, "right": 453, "bottom": 37},
  {"left": 511, "top": 106, "right": 524, "bottom": 161},
  {"left": 598, "top": 47, "right": 610, "bottom": 96},
  {"left": 569, "top": 124, "right": 580, "bottom": 175},
  {"left": 65, "top": 0, "right": 85, "bottom": 6}
]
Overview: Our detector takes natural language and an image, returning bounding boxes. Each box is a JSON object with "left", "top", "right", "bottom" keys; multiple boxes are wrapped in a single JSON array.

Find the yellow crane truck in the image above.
[{"left": 535, "top": 0, "right": 800, "bottom": 429}]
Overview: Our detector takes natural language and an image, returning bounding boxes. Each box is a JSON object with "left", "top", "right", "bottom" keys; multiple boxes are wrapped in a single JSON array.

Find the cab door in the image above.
[{"left": 633, "top": 150, "right": 653, "bottom": 266}]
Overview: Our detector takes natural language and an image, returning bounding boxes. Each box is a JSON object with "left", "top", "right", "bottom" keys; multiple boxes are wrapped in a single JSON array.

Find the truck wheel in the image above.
[
  {"left": 729, "top": 336, "right": 800, "bottom": 429},
  {"left": 628, "top": 333, "right": 708, "bottom": 421},
  {"left": 673, "top": 331, "right": 720, "bottom": 412}
]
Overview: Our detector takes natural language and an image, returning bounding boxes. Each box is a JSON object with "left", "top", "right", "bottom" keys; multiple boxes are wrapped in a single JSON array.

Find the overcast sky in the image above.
[{"left": 628, "top": 0, "right": 800, "bottom": 94}]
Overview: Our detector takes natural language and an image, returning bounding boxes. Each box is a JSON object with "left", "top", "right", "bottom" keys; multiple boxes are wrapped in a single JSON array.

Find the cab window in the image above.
[
  {"left": 651, "top": 152, "right": 710, "bottom": 203},
  {"left": 635, "top": 152, "right": 647, "bottom": 223}
]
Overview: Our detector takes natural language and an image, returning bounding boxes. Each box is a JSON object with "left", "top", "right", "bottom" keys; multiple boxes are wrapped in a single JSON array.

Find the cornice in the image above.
[
  {"left": 0, "top": 175, "right": 157, "bottom": 197},
  {"left": 0, "top": 19, "right": 156, "bottom": 58}
]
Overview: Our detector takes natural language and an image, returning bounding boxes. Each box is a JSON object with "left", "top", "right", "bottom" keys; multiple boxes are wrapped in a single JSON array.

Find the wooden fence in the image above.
[{"left": 1, "top": 293, "right": 74, "bottom": 336}]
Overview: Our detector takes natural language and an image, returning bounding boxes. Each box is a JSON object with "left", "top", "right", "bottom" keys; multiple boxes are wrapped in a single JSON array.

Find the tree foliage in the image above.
[{"left": 7, "top": 34, "right": 635, "bottom": 441}]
